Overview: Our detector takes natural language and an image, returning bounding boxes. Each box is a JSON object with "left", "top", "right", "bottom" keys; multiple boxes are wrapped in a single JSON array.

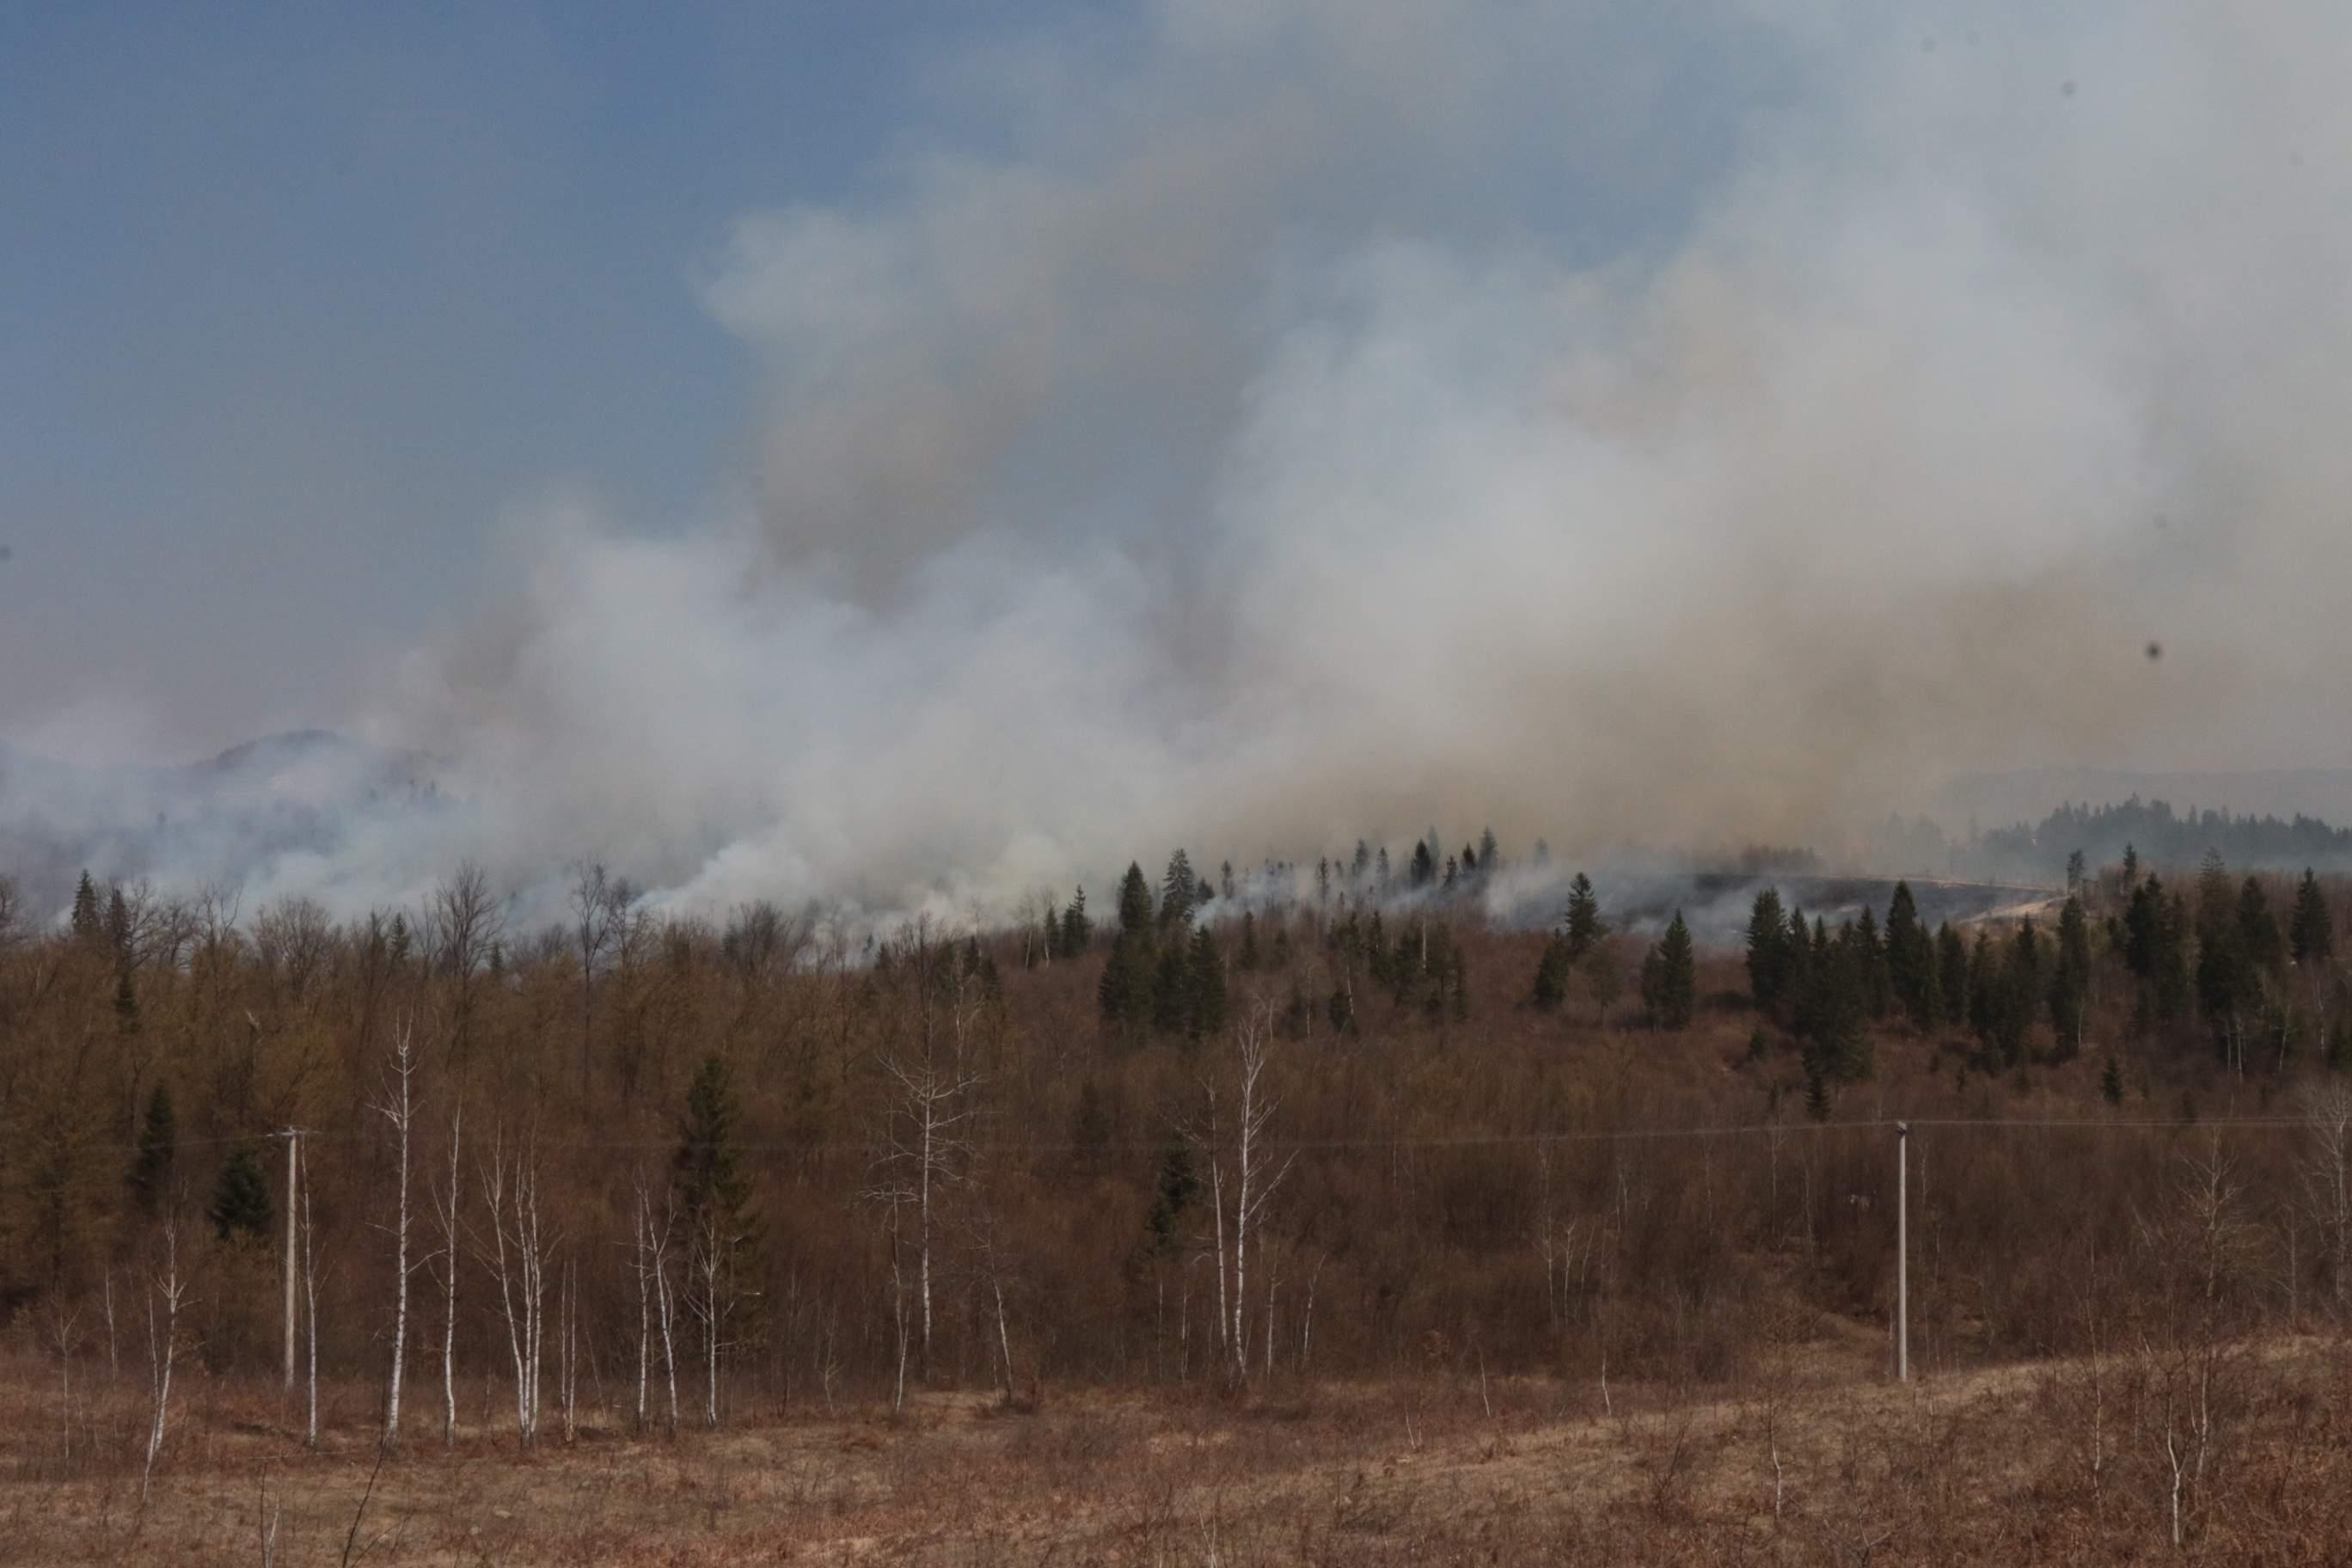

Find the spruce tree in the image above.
[
  {"left": 1142, "top": 1141, "right": 1197, "bottom": 1257},
  {"left": 675, "top": 1054, "right": 758, "bottom": 1254},
  {"left": 1159, "top": 850, "right": 1197, "bottom": 928},
  {"left": 1883, "top": 883, "right": 1935, "bottom": 1027},
  {"left": 70, "top": 871, "right": 102, "bottom": 945},
  {"left": 1152, "top": 944, "right": 1191, "bottom": 1034},
  {"left": 1478, "top": 828, "right": 1499, "bottom": 874},
  {"left": 1642, "top": 911, "right": 1699, "bottom": 1030},
  {"left": 2101, "top": 1054, "right": 2125, "bottom": 1106},
  {"left": 1116, "top": 863, "right": 1154, "bottom": 934},
  {"left": 1745, "top": 888, "right": 1789, "bottom": 1014},
  {"left": 1237, "top": 910, "right": 1261, "bottom": 971},
  {"left": 1187, "top": 925, "right": 1228, "bottom": 1038},
  {"left": 128, "top": 1082, "right": 176, "bottom": 1216},
  {"left": 2049, "top": 897, "right": 2092, "bottom": 1059},
  {"left": 1409, "top": 841, "right": 1436, "bottom": 888},
  {"left": 208, "top": 1144, "right": 274, "bottom": 1241},
  {"left": 1059, "top": 887, "right": 1091, "bottom": 957},
  {"left": 1531, "top": 935, "right": 1571, "bottom": 1011},
  {"left": 2291, "top": 869, "right": 2334, "bottom": 966},
  {"left": 1561, "top": 873, "right": 1604, "bottom": 960},
  {"left": 2238, "top": 876, "right": 2283, "bottom": 975},
  {"left": 105, "top": 885, "right": 132, "bottom": 959}
]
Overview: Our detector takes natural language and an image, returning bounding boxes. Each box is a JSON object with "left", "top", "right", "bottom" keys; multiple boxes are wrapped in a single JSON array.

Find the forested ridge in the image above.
[{"left": 4, "top": 837, "right": 2350, "bottom": 1442}]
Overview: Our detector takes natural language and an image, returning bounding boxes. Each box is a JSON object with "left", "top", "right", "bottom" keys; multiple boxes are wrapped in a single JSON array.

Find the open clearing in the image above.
[{"left": 9, "top": 1330, "right": 2351, "bottom": 1565}]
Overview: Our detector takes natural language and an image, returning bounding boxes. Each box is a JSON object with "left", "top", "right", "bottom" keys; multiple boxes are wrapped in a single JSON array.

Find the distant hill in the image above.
[
  {"left": 1938, "top": 769, "right": 2352, "bottom": 830},
  {"left": 0, "top": 730, "right": 446, "bottom": 919}
]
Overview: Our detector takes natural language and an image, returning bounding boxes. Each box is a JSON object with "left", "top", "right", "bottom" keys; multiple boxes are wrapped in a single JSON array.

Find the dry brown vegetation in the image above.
[{"left": 3, "top": 856, "right": 2351, "bottom": 1559}]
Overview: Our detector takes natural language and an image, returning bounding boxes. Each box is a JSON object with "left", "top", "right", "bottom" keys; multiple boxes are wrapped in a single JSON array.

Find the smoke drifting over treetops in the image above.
[{"left": 34, "top": 1, "right": 2352, "bottom": 922}]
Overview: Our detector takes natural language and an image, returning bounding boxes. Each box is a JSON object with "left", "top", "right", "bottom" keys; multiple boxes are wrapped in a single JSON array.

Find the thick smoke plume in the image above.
[{"left": 26, "top": 0, "right": 2352, "bottom": 923}]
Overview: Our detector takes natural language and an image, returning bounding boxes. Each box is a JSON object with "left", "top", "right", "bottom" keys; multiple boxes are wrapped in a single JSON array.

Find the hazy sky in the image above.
[
  {"left": 9, "top": 1, "right": 2352, "bottom": 918},
  {"left": 0, "top": 3, "right": 1154, "bottom": 759}
]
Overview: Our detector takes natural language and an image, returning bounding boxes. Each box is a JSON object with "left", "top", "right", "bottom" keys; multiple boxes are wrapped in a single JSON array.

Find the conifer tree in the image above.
[
  {"left": 1159, "top": 850, "right": 1197, "bottom": 928},
  {"left": 1937, "top": 922, "right": 1967, "bottom": 1027},
  {"left": 1187, "top": 925, "right": 1228, "bottom": 1038},
  {"left": 1478, "top": 828, "right": 1499, "bottom": 873},
  {"left": 1237, "top": 910, "right": 1261, "bottom": 971},
  {"left": 2101, "top": 1054, "right": 2125, "bottom": 1106},
  {"left": 1745, "top": 888, "right": 1790, "bottom": 1014},
  {"left": 106, "top": 884, "right": 132, "bottom": 960},
  {"left": 1883, "top": 883, "right": 1935, "bottom": 1027},
  {"left": 1152, "top": 944, "right": 1191, "bottom": 1034},
  {"left": 70, "top": 871, "right": 102, "bottom": 945},
  {"left": 2049, "top": 897, "right": 2092, "bottom": 1058},
  {"left": 2238, "top": 875, "right": 2283, "bottom": 975},
  {"left": 208, "top": 1144, "right": 274, "bottom": 1241},
  {"left": 1641, "top": 912, "right": 1699, "bottom": 1030},
  {"left": 675, "top": 1054, "right": 755, "bottom": 1240},
  {"left": 2291, "top": 869, "right": 2334, "bottom": 966},
  {"left": 1531, "top": 935, "right": 1571, "bottom": 1011},
  {"left": 1142, "top": 1141, "right": 1197, "bottom": 1257},
  {"left": 1116, "top": 863, "right": 1154, "bottom": 935},
  {"left": 1561, "top": 874, "right": 1604, "bottom": 960},
  {"left": 1854, "top": 906, "right": 1891, "bottom": 1020},
  {"left": 128, "top": 1082, "right": 175, "bottom": 1217},
  {"left": 1058, "top": 887, "right": 1091, "bottom": 958},
  {"left": 1409, "top": 841, "right": 1436, "bottom": 888}
]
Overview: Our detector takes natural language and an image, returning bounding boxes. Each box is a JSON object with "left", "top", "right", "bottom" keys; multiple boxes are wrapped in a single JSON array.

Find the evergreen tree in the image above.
[
  {"left": 2291, "top": 869, "right": 2334, "bottom": 966},
  {"left": 1116, "top": 863, "right": 1154, "bottom": 935},
  {"left": 2122, "top": 842, "right": 2140, "bottom": 885},
  {"left": 1560, "top": 874, "right": 1604, "bottom": 960},
  {"left": 1936, "top": 922, "right": 1967, "bottom": 1027},
  {"left": 1159, "top": 849, "right": 1198, "bottom": 928},
  {"left": 1478, "top": 828, "right": 1500, "bottom": 874},
  {"left": 674, "top": 1054, "right": 756, "bottom": 1239},
  {"left": 1409, "top": 841, "right": 1436, "bottom": 888},
  {"left": 1375, "top": 847, "right": 1391, "bottom": 888},
  {"left": 1237, "top": 910, "right": 1261, "bottom": 971},
  {"left": 1219, "top": 861, "right": 1235, "bottom": 902},
  {"left": 1151, "top": 944, "right": 1191, "bottom": 1034},
  {"left": 70, "top": 871, "right": 102, "bottom": 945},
  {"left": 1142, "top": 1141, "right": 1197, "bottom": 1256},
  {"left": 2238, "top": 876, "right": 2284, "bottom": 975},
  {"left": 2101, "top": 1054, "right": 2125, "bottom": 1106},
  {"left": 1531, "top": 934, "right": 1572, "bottom": 1011},
  {"left": 1187, "top": 924, "right": 1228, "bottom": 1038},
  {"left": 1099, "top": 934, "right": 1151, "bottom": 1030},
  {"left": 1883, "top": 883, "right": 1936, "bottom": 1027},
  {"left": 1745, "top": 888, "right": 1790, "bottom": 1014},
  {"left": 2049, "top": 897, "right": 2092, "bottom": 1058},
  {"left": 127, "top": 1082, "right": 175, "bottom": 1216},
  {"left": 1804, "top": 1061, "right": 1832, "bottom": 1123},
  {"left": 1058, "top": 887, "right": 1091, "bottom": 957},
  {"left": 1641, "top": 912, "right": 1699, "bottom": 1029},
  {"left": 1854, "top": 906, "right": 1891, "bottom": 1020},
  {"left": 208, "top": 1144, "right": 273, "bottom": 1242},
  {"left": 105, "top": 885, "right": 132, "bottom": 960}
]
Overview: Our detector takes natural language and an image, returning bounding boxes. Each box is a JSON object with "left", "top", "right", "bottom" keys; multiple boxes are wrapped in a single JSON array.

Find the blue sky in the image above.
[{"left": 0, "top": 2, "right": 1136, "bottom": 757}]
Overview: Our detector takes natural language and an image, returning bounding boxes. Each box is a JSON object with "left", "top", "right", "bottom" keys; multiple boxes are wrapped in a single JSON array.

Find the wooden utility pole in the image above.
[
  {"left": 283, "top": 1129, "right": 301, "bottom": 1390},
  {"left": 1896, "top": 1121, "right": 1909, "bottom": 1383}
]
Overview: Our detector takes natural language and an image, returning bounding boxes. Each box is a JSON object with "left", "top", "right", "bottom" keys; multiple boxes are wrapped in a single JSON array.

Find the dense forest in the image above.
[{"left": 2, "top": 835, "right": 2349, "bottom": 1457}]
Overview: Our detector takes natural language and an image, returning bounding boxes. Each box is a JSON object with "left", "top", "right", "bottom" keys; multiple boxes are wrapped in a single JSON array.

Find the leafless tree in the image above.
[
  {"left": 632, "top": 1173, "right": 680, "bottom": 1434},
  {"left": 569, "top": 861, "right": 636, "bottom": 1093},
  {"left": 1183, "top": 1002, "right": 1293, "bottom": 1387},
  {"left": 300, "top": 1147, "right": 321, "bottom": 1449},
  {"left": 369, "top": 1020, "right": 420, "bottom": 1446},
  {"left": 871, "top": 1049, "right": 982, "bottom": 1381},
  {"left": 140, "top": 1215, "right": 185, "bottom": 1502},
  {"left": 477, "top": 1130, "right": 556, "bottom": 1445},
  {"left": 426, "top": 861, "right": 505, "bottom": 1064},
  {"left": 428, "top": 1109, "right": 463, "bottom": 1448},
  {"left": 2301, "top": 1081, "right": 2352, "bottom": 1319}
]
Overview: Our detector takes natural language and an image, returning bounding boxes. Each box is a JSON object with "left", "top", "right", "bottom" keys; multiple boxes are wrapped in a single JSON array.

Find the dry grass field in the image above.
[{"left": 9, "top": 1325, "right": 2352, "bottom": 1565}]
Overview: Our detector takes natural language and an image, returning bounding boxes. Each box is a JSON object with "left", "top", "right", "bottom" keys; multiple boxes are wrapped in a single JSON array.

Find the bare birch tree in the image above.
[
  {"left": 428, "top": 1109, "right": 462, "bottom": 1448},
  {"left": 300, "top": 1149, "right": 321, "bottom": 1449},
  {"left": 140, "top": 1215, "right": 185, "bottom": 1503},
  {"left": 477, "top": 1131, "right": 557, "bottom": 1445},
  {"left": 873, "top": 1050, "right": 981, "bottom": 1382},
  {"left": 2302, "top": 1081, "right": 2352, "bottom": 1319},
  {"left": 632, "top": 1173, "right": 681, "bottom": 1434},
  {"left": 370, "top": 1021, "right": 420, "bottom": 1447}
]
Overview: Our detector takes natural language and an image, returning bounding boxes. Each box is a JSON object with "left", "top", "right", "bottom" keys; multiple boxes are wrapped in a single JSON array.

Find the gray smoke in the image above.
[{"left": 25, "top": 0, "right": 2352, "bottom": 925}]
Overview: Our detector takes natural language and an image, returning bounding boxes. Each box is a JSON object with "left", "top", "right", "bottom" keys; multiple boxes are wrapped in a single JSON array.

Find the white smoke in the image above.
[{"left": 23, "top": 0, "right": 2352, "bottom": 925}]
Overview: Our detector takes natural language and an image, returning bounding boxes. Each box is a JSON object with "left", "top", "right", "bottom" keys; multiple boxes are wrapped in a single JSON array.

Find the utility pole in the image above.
[
  {"left": 283, "top": 1129, "right": 301, "bottom": 1391},
  {"left": 1896, "top": 1121, "right": 1909, "bottom": 1383}
]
